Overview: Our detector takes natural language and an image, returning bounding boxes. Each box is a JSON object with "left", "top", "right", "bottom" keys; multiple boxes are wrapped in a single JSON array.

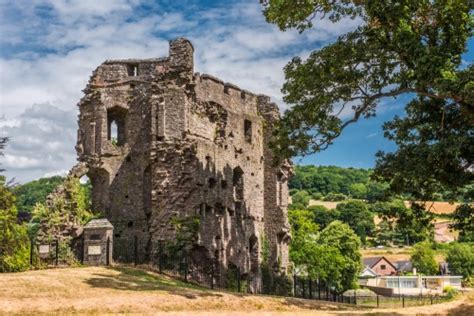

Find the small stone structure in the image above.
[
  {"left": 74, "top": 38, "right": 291, "bottom": 292},
  {"left": 82, "top": 219, "right": 113, "bottom": 266}
]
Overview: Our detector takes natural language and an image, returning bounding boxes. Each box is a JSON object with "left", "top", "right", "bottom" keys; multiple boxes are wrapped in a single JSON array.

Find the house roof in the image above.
[
  {"left": 360, "top": 266, "right": 378, "bottom": 277},
  {"left": 394, "top": 260, "right": 413, "bottom": 272},
  {"left": 363, "top": 256, "right": 397, "bottom": 270},
  {"left": 84, "top": 218, "right": 113, "bottom": 229}
]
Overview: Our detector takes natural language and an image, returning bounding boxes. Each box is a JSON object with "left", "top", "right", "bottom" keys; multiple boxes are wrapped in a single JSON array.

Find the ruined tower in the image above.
[{"left": 75, "top": 38, "right": 291, "bottom": 292}]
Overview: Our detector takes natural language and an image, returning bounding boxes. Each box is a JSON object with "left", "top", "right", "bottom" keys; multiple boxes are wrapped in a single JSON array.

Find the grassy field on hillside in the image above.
[{"left": 0, "top": 266, "right": 472, "bottom": 315}]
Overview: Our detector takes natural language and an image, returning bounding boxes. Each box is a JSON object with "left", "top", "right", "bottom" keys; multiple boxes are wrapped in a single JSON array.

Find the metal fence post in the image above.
[
  {"left": 55, "top": 240, "right": 59, "bottom": 267},
  {"left": 158, "top": 240, "right": 163, "bottom": 273},
  {"left": 353, "top": 290, "right": 357, "bottom": 305},
  {"left": 237, "top": 268, "right": 241, "bottom": 293},
  {"left": 309, "top": 279, "right": 312, "bottom": 299},
  {"left": 430, "top": 295, "right": 433, "bottom": 305},
  {"left": 402, "top": 295, "right": 405, "bottom": 308},
  {"left": 29, "top": 238, "right": 34, "bottom": 267},
  {"left": 293, "top": 274, "right": 297, "bottom": 297},
  {"left": 106, "top": 237, "right": 110, "bottom": 266},
  {"left": 210, "top": 266, "right": 214, "bottom": 290},
  {"left": 184, "top": 252, "right": 188, "bottom": 282},
  {"left": 302, "top": 278, "right": 306, "bottom": 298},
  {"left": 134, "top": 236, "right": 138, "bottom": 266},
  {"left": 318, "top": 279, "right": 321, "bottom": 300}
]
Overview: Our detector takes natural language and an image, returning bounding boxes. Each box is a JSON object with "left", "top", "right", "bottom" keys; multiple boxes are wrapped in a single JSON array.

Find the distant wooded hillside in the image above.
[{"left": 289, "top": 165, "right": 387, "bottom": 202}]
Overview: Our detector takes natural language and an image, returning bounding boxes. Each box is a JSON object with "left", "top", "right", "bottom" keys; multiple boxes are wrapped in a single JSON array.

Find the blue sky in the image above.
[{"left": 0, "top": 0, "right": 472, "bottom": 182}]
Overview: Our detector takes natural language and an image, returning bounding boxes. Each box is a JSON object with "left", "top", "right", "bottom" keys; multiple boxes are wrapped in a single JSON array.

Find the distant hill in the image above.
[
  {"left": 13, "top": 176, "right": 64, "bottom": 213},
  {"left": 289, "top": 165, "right": 387, "bottom": 202}
]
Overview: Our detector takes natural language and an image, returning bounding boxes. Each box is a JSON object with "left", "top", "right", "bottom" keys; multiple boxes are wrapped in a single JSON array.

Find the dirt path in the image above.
[{"left": 0, "top": 266, "right": 472, "bottom": 315}]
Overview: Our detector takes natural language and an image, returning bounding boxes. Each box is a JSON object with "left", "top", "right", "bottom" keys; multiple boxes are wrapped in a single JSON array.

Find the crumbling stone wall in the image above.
[{"left": 75, "top": 38, "right": 291, "bottom": 292}]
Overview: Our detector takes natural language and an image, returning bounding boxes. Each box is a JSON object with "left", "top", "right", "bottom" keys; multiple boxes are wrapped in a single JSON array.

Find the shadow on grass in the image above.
[{"left": 85, "top": 266, "right": 223, "bottom": 299}]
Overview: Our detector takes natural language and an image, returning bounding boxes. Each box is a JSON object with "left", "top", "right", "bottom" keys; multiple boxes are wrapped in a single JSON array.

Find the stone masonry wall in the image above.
[{"left": 75, "top": 38, "right": 291, "bottom": 292}]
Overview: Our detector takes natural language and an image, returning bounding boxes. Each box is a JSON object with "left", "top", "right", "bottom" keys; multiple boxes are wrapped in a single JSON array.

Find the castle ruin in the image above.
[{"left": 75, "top": 38, "right": 291, "bottom": 292}]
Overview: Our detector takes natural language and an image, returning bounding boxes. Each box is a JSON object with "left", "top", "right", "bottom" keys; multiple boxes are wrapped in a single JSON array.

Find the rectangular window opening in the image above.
[{"left": 244, "top": 119, "right": 252, "bottom": 143}]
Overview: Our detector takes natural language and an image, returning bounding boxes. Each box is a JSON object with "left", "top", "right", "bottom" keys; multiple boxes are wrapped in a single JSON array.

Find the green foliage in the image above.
[
  {"left": 450, "top": 204, "right": 474, "bottom": 242},
  {"left": 0, "top": 176, "right": 30, "bottom": 272},
  {"left": 443, "top": 285, "right": 459, "bottom": 299},
  {"left": 318, "top": 221, "right": 362, "bottom": 292},
  {"left": 307, "top": 205, "right": 338, "bottom": 230},
  {"left": 446, "top": 243, "right": 474, "bottom": 280},
  {"left": 323, "top": 192, "right": 347, "bottom": 201},
  {"left": 262, "top": 1, "right": 474, "bottom": 202},
  {"left": 336, "top": 200, "right": 375, "bottom": 244},
  {"left": 13, "top": 176, "right": 64, "bottom": 213},
  {"left": 374, "top": 98, "right": 474, "bottom": 202},
  {"left": 31, "top": 176, "right": 95, "bottom": 246},
  {"left": 371, "top": 200, "right": 434, "bottom": 245},
  {"left": 167, "top": 215, "right": 200, "bottom": 255},
  {"left": 289, "top": 165, "right": 373, "bottom": 197},
  {"left": 288, "top": 209, "right": 362, "bottom": 293},
  {"left": 290, "top": 190, "right": 311, "bottom": 208},
  {"left": 349, "top": 183, "right": 367, "bottom": 200},
  {"left": 411, "top": 241, "right": 438, "bottom": 275}
]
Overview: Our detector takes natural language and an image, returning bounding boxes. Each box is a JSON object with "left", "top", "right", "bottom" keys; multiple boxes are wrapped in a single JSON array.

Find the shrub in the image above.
[{"left": 443, "top": 286, "right": 458, "bottom": 299}]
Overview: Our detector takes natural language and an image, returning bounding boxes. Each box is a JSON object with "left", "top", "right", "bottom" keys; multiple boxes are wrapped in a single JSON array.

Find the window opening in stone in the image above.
[
  {"left": 228, "top": 208, "right": 235, "bottom": 216},
  {"left": 127, "top": 64, "right": 139, "bottom": 76},
  {"left": 244, "top": 119, "right": 252, "bottom": 143},
  {"left": 127, "top": 221, "right": 134, "bottom": 228},
  {"left": 208, "top": 177, "right": 216, "bottom": 188},
  {"left": 221, "top": 180, "right": 227, "bottom": 189},
  {"left": 107, "top": 107, "right": 127, "bottom": 146},
  {"left": 215, "top": 203, "right": 225, "bottom": 215},
  {"left": 232, "top": 167, "right": 244, "bottom": 201},
  {"left": 110, "top": 120, "right": 118, "bottom": 143}
]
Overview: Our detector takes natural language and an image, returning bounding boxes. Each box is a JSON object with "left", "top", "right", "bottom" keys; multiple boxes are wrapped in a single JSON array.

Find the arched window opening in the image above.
[
  {"left": 107, "top": 107, "right": 127, "bottom": 146},
  {"left": 109, "top": 120, "right": 118, "bottom": 143}
]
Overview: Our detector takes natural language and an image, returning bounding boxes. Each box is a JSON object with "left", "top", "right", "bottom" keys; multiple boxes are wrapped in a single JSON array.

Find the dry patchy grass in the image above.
[{"left": 0, "top": 266, "right": 472, "bottom": 315}]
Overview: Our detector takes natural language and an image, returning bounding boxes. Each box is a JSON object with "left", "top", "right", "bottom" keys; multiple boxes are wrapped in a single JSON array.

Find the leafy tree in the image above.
[
  {"left": 323, "top": 192, "right": 347, "bottom": 201},
  {"left": 374, "top": 98, "right": 474, "bottom": 202},
  {"left": 411, "top": 241, "right": 438, "bottom": 275},
  {"left": 307, "top": 205, "right": 339, "bottom": 230},
  {"left": 336, "top": 200, "right": 375, "bottom": 244},
  {"left": 14, "top": 176, "right": 64, "bottom": 213},
  {"left": 446, "top": 243, "right": 474, "bottom": 280},
  {"left": 374, "top": 219, "right": 402, "bottom": 246},
  {"left": 349, "top": 183, "right": 367, "bottom": 199},
  {"left": 288, "top": 210, "right": 361, "bottom": 293},
  {"left": 262, "top": 1, "right": 473, "bottom": 200},
  {"left": 31, "top": 176, "right": 94, "bottom": 241},
  {"left": 318, "top": 221, "right": 362, "bottom": 292},
  {"left": 366, "top": 182, "right": 388, "bottom": 202},
  {"left": 371, "top": 200, "right": 434, "bottom": 245},
  {"left": 0, "top": 136, "right": 7, "bottom": 174},
  {"left": 288, "top": 209, "right": 319, "bottom": 267},
  {"left": 291, "top": 190, "right": 311, "bottom": 208},
  {"left": 449, "top": 204, "right": 474, "bottom": 242},
  {"left": 0, "top": 176, "right": 30, "bottom": 272}
]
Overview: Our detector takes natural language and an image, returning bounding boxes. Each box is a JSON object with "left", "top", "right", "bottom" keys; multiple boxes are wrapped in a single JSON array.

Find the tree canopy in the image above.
[
  {"left": 14, "top": 176, "right": 65, "bottom": 213},
  {"left": 262, "top": 0, "right": 473, "bottom": 200},
  {"left": 411, "top": 240, "right": 438, "bottom": 275}
]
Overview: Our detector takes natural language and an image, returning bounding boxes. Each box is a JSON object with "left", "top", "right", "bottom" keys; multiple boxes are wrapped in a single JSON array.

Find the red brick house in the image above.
[{"left": 363, "top": 256, "right": 397, "bottom": 276}]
